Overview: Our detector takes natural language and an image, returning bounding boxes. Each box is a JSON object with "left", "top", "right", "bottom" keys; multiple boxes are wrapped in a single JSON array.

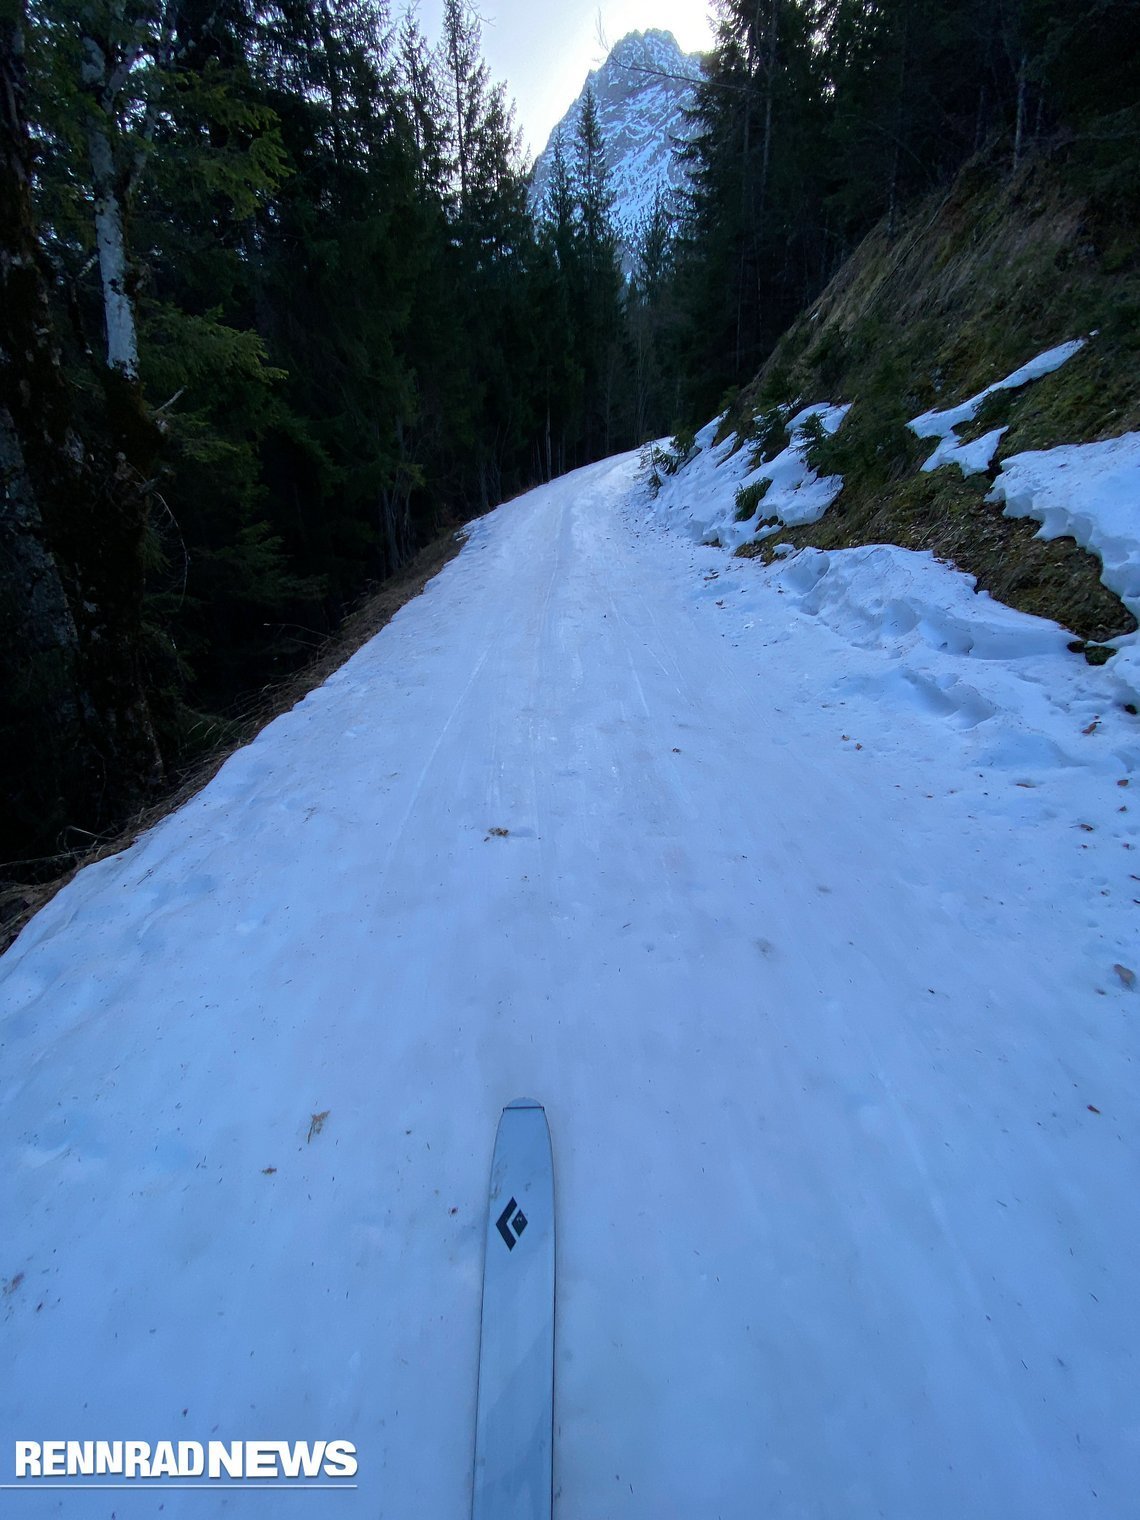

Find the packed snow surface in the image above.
[{"left": 3, "top": 452, "right": 1140, "bottom": 1518}]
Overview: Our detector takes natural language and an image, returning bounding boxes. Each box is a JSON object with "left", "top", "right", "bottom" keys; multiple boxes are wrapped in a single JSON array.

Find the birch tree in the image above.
[
  {"left": 36, "top": 0, "right": 181, "bottom": 378},
  {"left": 2, "top": 0, "right": 162, "bottom": 858}
]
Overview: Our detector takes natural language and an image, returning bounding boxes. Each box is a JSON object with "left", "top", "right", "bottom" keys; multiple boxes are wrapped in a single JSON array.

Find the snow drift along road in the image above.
[{"left": 2, "top": 452, "right": 1137, "bottom": 1518}]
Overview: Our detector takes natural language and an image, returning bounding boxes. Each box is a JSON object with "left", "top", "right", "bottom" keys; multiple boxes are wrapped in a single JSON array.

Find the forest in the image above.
[{"left": 1, "top": 0, "right": 1137, "bottom": 879}]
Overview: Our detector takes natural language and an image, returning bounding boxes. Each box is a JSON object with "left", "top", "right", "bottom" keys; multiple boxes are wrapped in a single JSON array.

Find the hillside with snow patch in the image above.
[{"left": 649, "top": 336, "right": 1140, "bottom": 710}]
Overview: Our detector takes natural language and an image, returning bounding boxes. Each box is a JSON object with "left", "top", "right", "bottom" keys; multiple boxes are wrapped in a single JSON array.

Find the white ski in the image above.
[{"left": 471, "top": 1098, "right": 556, "bottom": 1520}]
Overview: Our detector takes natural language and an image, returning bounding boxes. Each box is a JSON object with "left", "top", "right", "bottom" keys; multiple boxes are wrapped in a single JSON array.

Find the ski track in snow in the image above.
[{"left": 2, "top": 452, "right": 1139, "bottom": 1517}]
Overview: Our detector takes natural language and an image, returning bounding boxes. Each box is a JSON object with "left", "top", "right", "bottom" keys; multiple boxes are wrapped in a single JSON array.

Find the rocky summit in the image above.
[{"left": 529, "top": 29, "right": 702, "bottom": 257}]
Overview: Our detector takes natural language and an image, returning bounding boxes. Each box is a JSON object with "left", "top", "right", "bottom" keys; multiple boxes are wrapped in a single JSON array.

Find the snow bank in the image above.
[
  {"left": 897, "top": 334, "right": 1140, "bottom": 704},
  {"left": 920, "top": 424, "right": 1008, "bottom": 477},
  {"left": 647, "top": 365, "right": 1140, "bottom": 756},
  {"left": 989, "top": 431, "right": 1140, "bottom": 704},
  {"left": 761, "top": 544, "right": 1094, "bottom": 769},
  {"left": 652, "top": 338, "right": 1139, "bottom": 711},
  {"left": 665, "top": 527, "right": 1138, "bottom": 777},
  {"left": 771, "top": 542, "right": 1070, "bottom": 664},
  {"left": 911, "top": 338, "right": 1086, "bottom": 440},
  {"left": 650, "top": 401, "right": 850, "bottom": 551}
]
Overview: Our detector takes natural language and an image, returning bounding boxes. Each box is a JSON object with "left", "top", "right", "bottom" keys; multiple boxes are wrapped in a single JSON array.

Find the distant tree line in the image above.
[{"left": 1, "top": 0, "right": 1136, "bottom": 872}]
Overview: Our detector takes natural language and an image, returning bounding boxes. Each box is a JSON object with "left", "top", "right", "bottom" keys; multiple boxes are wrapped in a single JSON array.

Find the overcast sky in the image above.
[{"left": 413, "top": 0, "right": 714, "bottom": 162}]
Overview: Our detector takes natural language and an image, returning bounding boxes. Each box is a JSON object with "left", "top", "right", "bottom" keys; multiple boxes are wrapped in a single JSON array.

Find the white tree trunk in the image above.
[{"left": 86, "top": 118, "right": 138, "bottom": 379}]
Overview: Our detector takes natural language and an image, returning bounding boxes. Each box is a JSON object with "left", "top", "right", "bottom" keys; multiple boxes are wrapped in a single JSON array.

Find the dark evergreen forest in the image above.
[{"left": 2, "top": 0, "right": 1137, "bottom": 878}]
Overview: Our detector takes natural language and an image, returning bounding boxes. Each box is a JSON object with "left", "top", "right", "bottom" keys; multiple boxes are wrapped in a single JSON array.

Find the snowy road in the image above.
[{"left": 2, "top": 453, "right": 1138, "bottom": 1517}]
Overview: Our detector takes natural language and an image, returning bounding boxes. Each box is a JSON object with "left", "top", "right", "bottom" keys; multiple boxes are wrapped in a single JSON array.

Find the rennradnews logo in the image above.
[{"left": 10, "top": 1439, "right": 357, "bottom": 1487}]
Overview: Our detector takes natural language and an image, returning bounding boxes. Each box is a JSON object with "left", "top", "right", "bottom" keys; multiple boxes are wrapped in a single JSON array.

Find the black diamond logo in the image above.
[{"left": 496, "top": 1197, "right": 528, "bottom": 1250}]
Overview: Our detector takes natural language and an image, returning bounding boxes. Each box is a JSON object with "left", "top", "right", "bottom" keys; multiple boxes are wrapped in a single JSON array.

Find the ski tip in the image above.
[{"left": 504, "top": 1097, "right": 544, "bottom": 1111}]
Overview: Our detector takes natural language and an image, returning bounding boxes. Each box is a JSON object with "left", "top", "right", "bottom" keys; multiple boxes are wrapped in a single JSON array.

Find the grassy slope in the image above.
[{"left": 726, "top": 141, "right": 1140, "bottom": 645}]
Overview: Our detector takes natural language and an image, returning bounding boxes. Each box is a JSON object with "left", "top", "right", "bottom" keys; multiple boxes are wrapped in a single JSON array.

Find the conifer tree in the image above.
[
  {"left": 543, "top": 127, "right": 576, "bottom": 259},
  {"left": 533, "top": 128, "right": 584, "bottom": 477},
  {"left": 397, "top": 6, "right": 449, "bottom": 192},
  {"left": 628, "top": 186, "right": 679, "bottom": 439},
  {"left": 572, "top": 88, "right": 624, "bottom": 455},
  {"left": 439, "top": 0, "right": 488, "bottom": 221}
]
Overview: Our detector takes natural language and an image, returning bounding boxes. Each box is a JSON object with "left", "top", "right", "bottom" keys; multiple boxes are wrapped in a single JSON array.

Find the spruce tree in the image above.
[{"left": 572, "top": 88, "right": 624, "bottom": 456}]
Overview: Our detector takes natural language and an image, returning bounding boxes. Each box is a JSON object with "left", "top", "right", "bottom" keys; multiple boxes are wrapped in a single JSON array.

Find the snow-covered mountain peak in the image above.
[
  {"left": 529, "top": 29, "right": 702, "bottom": 257},
  {"left": 603, "top": 27, "right": 695, "bottom": 77}
]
